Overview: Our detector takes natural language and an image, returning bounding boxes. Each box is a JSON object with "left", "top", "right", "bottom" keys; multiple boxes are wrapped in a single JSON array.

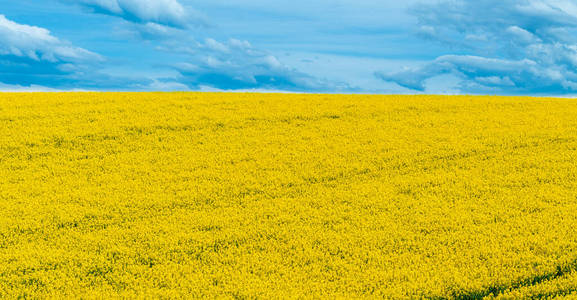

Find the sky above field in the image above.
[{"left": 2, "top": 0, "right": 577, "bottom": 95}]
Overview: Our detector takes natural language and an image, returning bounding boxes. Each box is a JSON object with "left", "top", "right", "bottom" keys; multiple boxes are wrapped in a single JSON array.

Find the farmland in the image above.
[{"left": 1, "top": 93, "right": 577, "bottom": 298}]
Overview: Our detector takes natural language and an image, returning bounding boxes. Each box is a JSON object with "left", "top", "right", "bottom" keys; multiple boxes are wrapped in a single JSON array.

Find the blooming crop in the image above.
[{"left": 0, "top": 93, "right": 576, "bottom": 298}]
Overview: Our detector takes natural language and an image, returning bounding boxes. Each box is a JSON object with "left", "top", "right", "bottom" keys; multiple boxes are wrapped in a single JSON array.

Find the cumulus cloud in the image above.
[
  {"left": 0, "top": 15, "right": 100, "bottom": 63},
  {"left": 0, "top": 82, "right": 66, "bottom": 92},
  {"left": 375, "top": 55, "right": 577, "bottom": 93},
  {"left": 0, "top": 14, "right": 155, "bottom": 90},
  {"left": 0, "top": 14, "right": 107, "bottom": 88},
  {"left": 377, "top": 0, "right": 577, "bottom": 94},
  {"left": 165, "top": 38, "right": 348, "bottom": 92},
  {"left": 143, "top": 79, "right": 189, "bottom": 91},
  {"left": 62, "top": 0, "right": 206, "bottom": 29},
  {"left": 58, "top": 0, "right": 344, "bottom": 91}
]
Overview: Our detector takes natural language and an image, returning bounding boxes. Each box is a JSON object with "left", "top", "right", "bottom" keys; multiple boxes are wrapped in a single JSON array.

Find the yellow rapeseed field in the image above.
[{"left": 1, "top": 92, "right": 577, "bottom": 298}]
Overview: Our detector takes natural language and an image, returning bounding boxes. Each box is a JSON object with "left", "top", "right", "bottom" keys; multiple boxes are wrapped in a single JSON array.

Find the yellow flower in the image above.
[{"left": 0, "top": 93, "right": 576, "bottom": 298}]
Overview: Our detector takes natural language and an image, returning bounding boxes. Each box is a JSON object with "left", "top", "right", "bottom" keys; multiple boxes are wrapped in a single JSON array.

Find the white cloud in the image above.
[
  {"left": 63, "top": 0, "right": 206, "bottom": 29},
  {"left": 376, "top": 55, "right": 577, "bottom": 93},
  {"left": 0, "top": 82, "right": 64, "bottom": 92},
  {"left": 0, "top": 14, "right": 162, "bottom": 91},
  {"left": 145, "top": 79, "right": 189, "bottom": 91},
  {"left": 0, "top": 14, "right": 101, "bottom": 63},
  {"left": 57, "top": 0, "right": 347, "bottom": 91},
  {"left": 0, "top": 14, "right": 113, "bottom": 89},
  {"left": 506, "top": 26, "right": 541, "bottom": 44},
  {"left": 167, "top": 38, "right": 348, "bottom": 92},
  {"left": 378, "top": 0, "right": 577, "bottom": 94}
]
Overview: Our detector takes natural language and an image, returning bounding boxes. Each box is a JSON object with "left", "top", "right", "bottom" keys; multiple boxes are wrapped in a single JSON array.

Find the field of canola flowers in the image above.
[{"left": 1, "top": 92, "right": 577, "bottom": 298}]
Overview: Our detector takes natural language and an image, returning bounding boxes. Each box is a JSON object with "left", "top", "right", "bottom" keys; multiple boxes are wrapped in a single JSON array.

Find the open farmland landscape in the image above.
[{"left": 0, "top": 93, "right": 576, "bottom": 298}]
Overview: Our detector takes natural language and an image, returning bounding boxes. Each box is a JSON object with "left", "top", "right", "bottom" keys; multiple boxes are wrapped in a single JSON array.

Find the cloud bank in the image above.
[
  {"left": 56, "top": 0, "right": 340, "bottom": 92},
  {"left": 377, "top": 0, "right": 577, "bottom": 94},
  {"left": 166, "top": 38, "right": 347, "bottom": 92},
  {"left": 62, "top": 0, "right": 205, "bottom": 29},
  {"left": 0, "top": 14, "right": 100, "bottom": 63},
  {"left": 0, "top": 14, "right": 105, "bottom": 87}
]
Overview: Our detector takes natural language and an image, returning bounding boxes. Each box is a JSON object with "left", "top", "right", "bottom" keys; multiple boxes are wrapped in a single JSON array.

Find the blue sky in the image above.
[{"left": 1, "top": 0, "right": 577, "bottom": 94}]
